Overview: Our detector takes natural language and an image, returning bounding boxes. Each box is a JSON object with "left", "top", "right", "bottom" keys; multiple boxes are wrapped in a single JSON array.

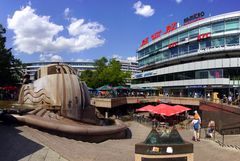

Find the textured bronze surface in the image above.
[{"left": 5, "top": 63, "right": 130, "bottom": 142}]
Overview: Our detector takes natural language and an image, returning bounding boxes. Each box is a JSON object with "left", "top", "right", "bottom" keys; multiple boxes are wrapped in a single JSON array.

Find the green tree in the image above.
[
  {"left": 107, "top": 59, "right": 131, "bottom": 86},
  {"left": 80, "top": 57, "right": 131, "bottom": 88},
  {"left": 0, "top": 24, "right": 24, "bottom": 85}
]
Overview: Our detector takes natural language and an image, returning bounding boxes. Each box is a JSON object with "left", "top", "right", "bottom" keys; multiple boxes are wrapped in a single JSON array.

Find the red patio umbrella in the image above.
[
  {"left": 151, "top": 104, "right": 182, "bottom": 117},
  {"left": 173, "top": 105, "right": 191, "bottom": 113},
  {"left": 136, "top": 105, "right": 155, "bottom": 112}
]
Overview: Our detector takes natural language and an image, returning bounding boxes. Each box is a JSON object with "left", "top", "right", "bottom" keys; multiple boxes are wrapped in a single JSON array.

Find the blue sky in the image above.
[{"left": 0, "top": 0, "right": 240, "bottom": 63}]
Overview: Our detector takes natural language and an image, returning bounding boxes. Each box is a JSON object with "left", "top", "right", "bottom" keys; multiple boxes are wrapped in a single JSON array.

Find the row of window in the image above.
[
  {"left": 132, "top": 68, "right": 240, "bottom": 84},
  {"left": 138, "top": 35, "right": 240, "bottom": 67},
  {"left": 138, "top": 18, "right": 240, "bottom": 58}
]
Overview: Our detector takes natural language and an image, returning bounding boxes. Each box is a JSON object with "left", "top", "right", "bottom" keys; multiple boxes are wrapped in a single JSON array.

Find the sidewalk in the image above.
[
  {"left": 0, "top": 122, "right": 67, "bottom": 161},
  {"left": 1, "top": 121, "right": 240, "bottom": 161}
]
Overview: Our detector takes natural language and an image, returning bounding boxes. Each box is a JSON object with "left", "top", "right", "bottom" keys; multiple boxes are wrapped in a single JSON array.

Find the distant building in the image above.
[
  {"left": 24, "top": 60, "right": 139, "bottom": 81},
  {"left": 24, "top": 61, "right": 95, "bottom": 81},
  {"left": 118, "top": 60, "right": 140, "bottom": 74}
]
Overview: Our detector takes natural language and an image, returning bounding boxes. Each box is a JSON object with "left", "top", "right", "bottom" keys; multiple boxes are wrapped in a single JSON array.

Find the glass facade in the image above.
[
  {"left": 211, "top": 37, "right": 224, "bottom": 47},
  {"left": 138, "top": 18, "right": 240, "bottom": 67},
  {"left": 212, "top": 22, "right": 224, "bottom": 33},
  {"left": 225, "top": 19, "right": 239, "bottom": 31},
  {"left": 226, "top": 35, "right": 239, "bottom": 46},
  {"left": 132, "top": 68, "right": 228, "bottom": 84}
]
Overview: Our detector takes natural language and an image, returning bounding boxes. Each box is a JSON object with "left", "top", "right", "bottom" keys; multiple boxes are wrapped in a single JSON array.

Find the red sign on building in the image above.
[
  {"left": 164, "top": 22, "right": 177, "bottom": 34},
  {"left": 168, "top": 42, "right": 178, "bottom": 48},
  {"left": 151, "top": 30, "right": 162, "bottom": 41},
  {"left": 140, "top": 22, "right": 178, "bottom": 47},
  {"left": 140, "top": 37, "right": 149, "bottom": 47},
  {"left": 197, "top": 32, "right": 211, "bottom": 40}
]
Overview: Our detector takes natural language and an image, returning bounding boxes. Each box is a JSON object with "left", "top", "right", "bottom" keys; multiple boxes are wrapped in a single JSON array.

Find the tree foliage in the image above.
[
  {"left": 0, "top": 24, "right": 24, "bottom": 85},
  {"left": 80, "top": 57, "right": 131, "bottom": 88}
]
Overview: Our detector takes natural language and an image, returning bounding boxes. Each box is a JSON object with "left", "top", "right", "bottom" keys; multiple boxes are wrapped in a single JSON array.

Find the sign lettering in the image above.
[
  {"left": 151, "top": 30, "right": 162, "bottom": 40},
  {"left": 164, "top": 22, "right": 177, "bottom": 34},
  {"left": 140, "top": 37, "right": 149, "bottom": 47},
  {"left": 140, "top": 22, "right": 178, "bottom": 47},
  {"left": 184, "top": 11, "right": 205, "bottom": 25},
  {"left": 197, "top": 32, "right": 211, "bottom": 40},
  {"left": 168, "top": 42, "right": 178, "bottom": 48}
]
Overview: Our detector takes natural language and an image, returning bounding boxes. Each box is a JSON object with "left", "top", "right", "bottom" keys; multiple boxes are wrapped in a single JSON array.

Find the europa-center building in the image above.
[{"left": 132, "top": 11, "right": 240, "bottom": 98}]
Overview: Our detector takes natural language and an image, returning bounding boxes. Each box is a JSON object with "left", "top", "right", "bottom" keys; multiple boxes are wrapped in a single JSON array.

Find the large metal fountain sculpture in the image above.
[{"left": 4, "top": 64, "right": 129, "bottom": 142}]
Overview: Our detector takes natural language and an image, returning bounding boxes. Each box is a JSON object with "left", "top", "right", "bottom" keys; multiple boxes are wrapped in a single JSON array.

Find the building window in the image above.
[
  {"left": 189, "top": 28, "right": 199, "bottom": 39},
  {"left": 138, "top": 51, "right": 144, "bottom": 58},
  {"left": 179, "top": 44, "right": 188, "bottom": 55},
  {"left": 156, "top": 42, "right": 162, "bottom": 50},
  {"left": 149, "top": 45, "right": 155, "bottom": 53},
  {"left": 157, "top": 75, "right": 164, "bottom": 82},
  {"left": 155, "top": 52, "right": 162, "bottom": 62},
  {"left": 226, "top": 35, "right": 239, "bottom": 46},
  {"left": 170, "top": 47, "right": 178, "bottom": 58},
  {"left": 196, "top": 70, "right": 208, "bottom": 79},
  {"left": 200, "top": 39, "right": 211, "bottom": 49},
  {"left": 199, "top": 25, "right": 211, "bottom": 34},
  {"left": 189, "top": 41, "right": 199, "bottom": 52},
  {"left": 212, "top": 21, "right": 224, "bottom": 33},
  {"left": 169, "top": 36, "right": 178, "bottom": 43},
  {"left": 166, "top": 73, "right": 173, "bottom": 81},
  {"left": 225, "top": 19, "right": 239, "bottom": 31},
  {"left": 162, "top": 50, "right": 170, "bottom": 60},
  {"left": 178, "top": 32, "right": 188, "bottom": 42},
  {"left": 162, "top": 39, "right": 169, "bottom": 48},
  {"left": 211, "top": 37, "right": 224, "bottom": 47}
]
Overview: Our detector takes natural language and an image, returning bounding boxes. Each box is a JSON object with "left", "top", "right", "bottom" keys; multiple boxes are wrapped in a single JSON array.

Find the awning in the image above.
[
  {"left": 136, "top": 104, "right": 190, "bottom": 117},
  {"left": 152, "top": 104, "right": 179, "bottom": 117},
  {"left": 114, "top": 86, "right": 130, "bottom": 90},
  {"left": 136, "top": 105, "right": 155, "bottom": 112},
  {"left": 173, "top": 105, "right": 191, "bottom": 113},
  {"left": 97, "top": 85, "right": 113, "bottom": 91}
]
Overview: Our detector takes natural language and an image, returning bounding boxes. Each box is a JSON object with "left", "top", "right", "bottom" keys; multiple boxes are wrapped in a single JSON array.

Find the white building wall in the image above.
[
  {"left": 131, "top": 78, "right": 230, "bottom": 88},
  {"left": 133, "top": 57, "right": 240, "bottom": 79}
]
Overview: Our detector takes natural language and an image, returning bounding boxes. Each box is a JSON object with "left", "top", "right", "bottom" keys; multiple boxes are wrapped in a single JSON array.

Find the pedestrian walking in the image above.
[{"left": 191, "top": 111, "right": 201, "bottom": 141}]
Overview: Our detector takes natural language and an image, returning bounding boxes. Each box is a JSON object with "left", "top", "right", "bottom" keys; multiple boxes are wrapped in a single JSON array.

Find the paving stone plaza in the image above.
[{"left": 1, "top": 121, "right": 240, "bottom": 161}]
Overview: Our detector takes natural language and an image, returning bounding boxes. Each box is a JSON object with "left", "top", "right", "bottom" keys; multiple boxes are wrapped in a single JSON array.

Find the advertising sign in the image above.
[{"left": 184, "top": 11, "right": 205, "bottom": 25}]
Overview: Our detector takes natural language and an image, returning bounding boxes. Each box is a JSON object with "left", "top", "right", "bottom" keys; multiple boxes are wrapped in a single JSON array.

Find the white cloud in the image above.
[
  {"left": 176, "top": 0, "right": 183, "bottom": 4},
  {"left": 64, "top": 8, "right": 70, "bottom": 18},
  {"left": 127, "top": 56, "right": 137, "bottom": 62},
  {"left": 39, "top": 53, "right": 52, "bottom": 61},
  {"left": 133, "top": 1, "right": 154, "bottom": 17},
  {"left": 7, "top": 6, "right": 105, "bottom": 54},
  {"left": 39, "top": 53, "right": 63, "bottom": 62},
  {"left": 51, "top": 55, "right": 63, "bottom": 62},
  {"left": 68, "top": 19, "right": 105, "bottom": 36},
  {"left": 112, "top": 54, "right": 122, "bottom": 60}
]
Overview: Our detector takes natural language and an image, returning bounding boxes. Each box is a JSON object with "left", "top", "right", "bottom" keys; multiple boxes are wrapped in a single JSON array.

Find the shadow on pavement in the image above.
[{"left": 0, "top": 121, "right": 44, "bottom": 161}]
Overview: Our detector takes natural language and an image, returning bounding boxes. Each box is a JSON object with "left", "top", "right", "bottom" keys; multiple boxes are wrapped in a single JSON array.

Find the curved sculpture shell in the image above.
[{"left": 18, "top": 64, "right": 92, "bottom": 121}]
